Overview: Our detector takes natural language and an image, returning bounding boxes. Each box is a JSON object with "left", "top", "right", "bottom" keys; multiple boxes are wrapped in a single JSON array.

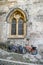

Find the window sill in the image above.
[{"left": 8, "top": 35, "right": 26, "bottom": 39}]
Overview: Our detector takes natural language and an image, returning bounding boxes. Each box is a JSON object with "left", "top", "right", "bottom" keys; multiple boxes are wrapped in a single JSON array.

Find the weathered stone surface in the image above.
[{"left": 0, "top": 0, "right": 43, "bottom": 49}]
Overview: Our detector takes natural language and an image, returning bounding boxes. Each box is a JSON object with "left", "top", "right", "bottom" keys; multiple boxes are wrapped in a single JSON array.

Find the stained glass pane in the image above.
[
  {"left": 11, "top": 18, "right": 16, "bottom": 35},
  {"left": 18, "top": 19, "right": 23, "bottom": 35}
]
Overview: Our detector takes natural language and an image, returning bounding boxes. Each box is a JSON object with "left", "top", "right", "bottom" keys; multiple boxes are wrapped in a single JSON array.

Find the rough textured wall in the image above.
[{"left": 0, "top": 0, "right": 43, "bottom": 47}]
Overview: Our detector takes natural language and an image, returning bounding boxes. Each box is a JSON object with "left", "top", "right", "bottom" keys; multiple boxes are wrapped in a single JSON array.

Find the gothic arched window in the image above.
[{"left": 7, "top": 8, "right": 26, "bottom": 38}]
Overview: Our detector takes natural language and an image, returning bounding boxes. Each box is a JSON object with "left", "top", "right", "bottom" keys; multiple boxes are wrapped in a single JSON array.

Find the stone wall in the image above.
[{"left": 0, "top": 0, "right": 43, "bottom": 47}]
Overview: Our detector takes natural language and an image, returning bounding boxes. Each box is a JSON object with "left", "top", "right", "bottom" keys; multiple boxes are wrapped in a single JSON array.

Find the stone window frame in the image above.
[{"left": 7, "top": 8, "right": 27, "bottom": 38}]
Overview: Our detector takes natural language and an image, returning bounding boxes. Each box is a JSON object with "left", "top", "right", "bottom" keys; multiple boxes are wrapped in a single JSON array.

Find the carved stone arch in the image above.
[{"left": 6, "top": 8, "right": 27, "bottom": 23}]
